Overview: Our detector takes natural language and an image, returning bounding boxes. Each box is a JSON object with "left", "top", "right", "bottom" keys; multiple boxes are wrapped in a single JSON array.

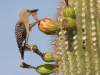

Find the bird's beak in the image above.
[
  {"left": 29, "top": 9, "right": 38, "bottom": 13},
  {"left": 30, "top": 9, "right": 39, "bottom": 21}
]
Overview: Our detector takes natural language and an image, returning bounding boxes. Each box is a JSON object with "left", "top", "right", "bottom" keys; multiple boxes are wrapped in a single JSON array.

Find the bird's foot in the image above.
[{"left": 29, "top": 21, "right": 38, "bottom": 31}]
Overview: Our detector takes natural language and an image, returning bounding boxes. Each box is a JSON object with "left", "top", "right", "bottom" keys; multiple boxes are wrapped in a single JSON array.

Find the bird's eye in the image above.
[{"left": 27, "top": 10, "right": 29, "bottom": 12}]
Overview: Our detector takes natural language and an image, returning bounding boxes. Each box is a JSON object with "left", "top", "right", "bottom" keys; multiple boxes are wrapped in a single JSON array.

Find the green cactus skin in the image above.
[{"left": 54, "top": 0, "right": 100, "bottom": 75}]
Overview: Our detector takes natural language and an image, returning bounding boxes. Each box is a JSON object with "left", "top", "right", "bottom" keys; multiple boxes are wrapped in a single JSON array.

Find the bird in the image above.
[{"left": 15, "top": 9, "right": 38, "bottom": 60}]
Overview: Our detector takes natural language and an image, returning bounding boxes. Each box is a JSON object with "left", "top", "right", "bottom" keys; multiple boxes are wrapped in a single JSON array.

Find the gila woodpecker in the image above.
[{"left": 15, "top": 9, "right": 38, "bottom": 60}]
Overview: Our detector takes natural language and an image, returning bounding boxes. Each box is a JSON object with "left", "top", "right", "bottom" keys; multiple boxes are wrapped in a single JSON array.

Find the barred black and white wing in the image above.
[{"left": 15, "top": 22, "right": 27, "bottom": 60}]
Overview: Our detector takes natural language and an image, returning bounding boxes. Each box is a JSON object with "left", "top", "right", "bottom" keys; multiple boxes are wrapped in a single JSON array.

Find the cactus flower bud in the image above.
[
  {"left": 62, "top": 7, "right": 75, "bottom": 18},
  {"left": 42, "top": 52, "right": 57, "bottom": 62},
  {"left": 36, "top": 64, "right": 56, "bottom": 75},
  {"left": 38, "top": 18, "right": 60, "bottom": 35},
  {"left": 62, "top": 17, "right": 76, "bottom": 31}
]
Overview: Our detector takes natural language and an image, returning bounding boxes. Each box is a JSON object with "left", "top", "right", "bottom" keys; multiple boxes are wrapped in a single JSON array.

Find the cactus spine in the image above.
[{"left": 54, "top": 0, "right": 100, "bottom": 75}]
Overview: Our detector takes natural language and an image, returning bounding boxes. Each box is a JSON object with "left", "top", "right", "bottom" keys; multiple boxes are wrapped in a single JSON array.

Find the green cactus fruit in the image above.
[
  {"left": 62, "top": 17, "right": 76, "bottom": 31},
  {"left": 38, "top": 18, "right": 60, "bottom": 35},
  {"left": 41, "top": 74, "right": 49, "bottom": 75},
  {"left": 42, "top": 52, "right": 57, "bottom": 62},
  {"left": 36, "top": 64, "right": 56, "bottom": 75},
  {"left": 62, "top": 7, "right": 75, "bottom": 18}
]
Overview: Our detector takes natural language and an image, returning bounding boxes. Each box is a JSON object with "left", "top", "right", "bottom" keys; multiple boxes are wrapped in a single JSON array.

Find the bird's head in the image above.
[{"left": 19, "top": 9, "right": 38, "bottom": 18}]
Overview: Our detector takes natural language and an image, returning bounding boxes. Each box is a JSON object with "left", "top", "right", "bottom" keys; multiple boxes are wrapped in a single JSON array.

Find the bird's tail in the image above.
[
  {"left": 21, "top": 50, "right": 24, "bottom": 60},
  {"left": 20, "top": 44, "right": 30, "bottom": 60}
]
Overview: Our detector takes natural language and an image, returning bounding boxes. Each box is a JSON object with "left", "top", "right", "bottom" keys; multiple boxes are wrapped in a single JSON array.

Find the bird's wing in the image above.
[{"left": 15, "top": 22, "right": 27, "bottom": 59}]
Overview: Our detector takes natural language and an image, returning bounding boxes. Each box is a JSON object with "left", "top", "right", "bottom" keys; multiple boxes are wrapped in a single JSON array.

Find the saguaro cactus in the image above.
[
  {"left": 19, "top": 0, "right": 100, "bottom": 75},
  {"left": 54, "top": 0, "right": 100, "bottom": 75}
]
